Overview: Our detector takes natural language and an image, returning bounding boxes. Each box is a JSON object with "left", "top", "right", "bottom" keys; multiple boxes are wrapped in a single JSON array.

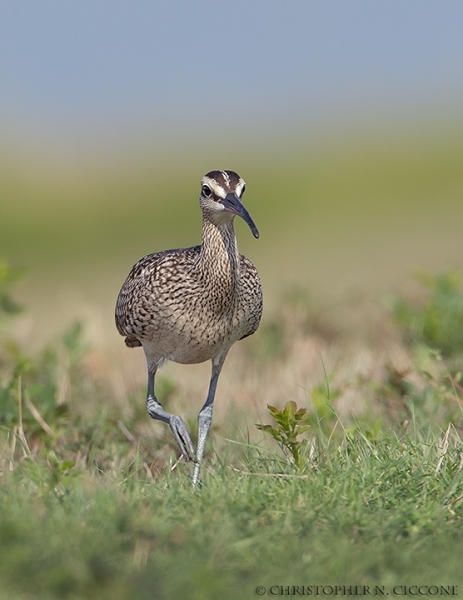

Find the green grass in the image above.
[
  {"left": 2, "top": 407, "right": 463, "bottom": 598},
  {"left": 2, "top": 265, "right": 463, "bottom": 599},
  {"left": 2, "top": 422, "right": 463, "bottom": 599}
]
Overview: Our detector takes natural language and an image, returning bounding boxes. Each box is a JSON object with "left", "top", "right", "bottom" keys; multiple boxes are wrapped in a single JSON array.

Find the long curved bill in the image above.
[{"left": 221, "top": 193, "right": 260, "bottom": 239}]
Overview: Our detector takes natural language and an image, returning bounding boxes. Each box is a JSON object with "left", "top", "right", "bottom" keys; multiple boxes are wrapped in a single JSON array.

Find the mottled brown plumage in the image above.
[{"left": 115, "top": 170, "right": 262, "bottom": 487}]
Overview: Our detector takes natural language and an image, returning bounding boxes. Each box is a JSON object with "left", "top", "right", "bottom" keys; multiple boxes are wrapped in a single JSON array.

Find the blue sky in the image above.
[{"left": 1, "top": 1, "right": 463, "bottom": 144}]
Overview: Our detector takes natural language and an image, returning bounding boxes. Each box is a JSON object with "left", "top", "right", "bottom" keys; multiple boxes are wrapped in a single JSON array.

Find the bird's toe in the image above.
[{"left": 170, "top": 415, "right": 196, "bottom": 462}]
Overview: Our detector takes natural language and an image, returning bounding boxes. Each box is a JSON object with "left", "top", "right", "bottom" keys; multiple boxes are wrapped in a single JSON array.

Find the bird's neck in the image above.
[{"left": 200, "top": 218, "right": 240, "bottom": 280}]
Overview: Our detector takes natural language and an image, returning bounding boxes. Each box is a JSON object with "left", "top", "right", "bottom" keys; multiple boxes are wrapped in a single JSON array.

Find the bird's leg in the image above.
[
  {"left": 192, "top": 354, "right": 227, "bottom": 489},
  {"left": 146, "top": 370, "right": 195, "bottom": 461}
]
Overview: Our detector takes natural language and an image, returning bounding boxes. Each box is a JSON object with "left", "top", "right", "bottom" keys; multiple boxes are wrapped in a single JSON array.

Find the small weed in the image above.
[{"left": 256, "top": 401, "right": 310, "bottom": 470}]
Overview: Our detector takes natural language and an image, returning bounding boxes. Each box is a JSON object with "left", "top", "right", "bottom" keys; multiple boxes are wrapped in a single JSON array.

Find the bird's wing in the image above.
[{"left": 115, "top": 247, "right": 201, "bottom": 341}]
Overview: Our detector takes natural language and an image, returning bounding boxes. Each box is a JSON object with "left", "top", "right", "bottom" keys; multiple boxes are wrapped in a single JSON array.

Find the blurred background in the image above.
[{"left": 2, "top": 0, "right": 463, "bottom": 361}]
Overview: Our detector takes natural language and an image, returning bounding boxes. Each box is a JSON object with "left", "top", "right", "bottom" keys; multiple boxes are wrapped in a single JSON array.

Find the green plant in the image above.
[
  {"left": 372, "top": 347, "right": 463, "bottom": 432},
  {"left": 256, "top": 400, "right": 310, "bottom": 470},
  {"left": 393, "top": 271, "right": 463, "bottom": 357},
  {"left": 0, "top": 259, "right": 24, "bottom": 318}
]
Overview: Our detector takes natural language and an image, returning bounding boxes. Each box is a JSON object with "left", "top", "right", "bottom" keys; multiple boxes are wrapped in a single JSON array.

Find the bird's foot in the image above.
[{"left": 169, "top": 415, "right": 196, "bottom": 462}]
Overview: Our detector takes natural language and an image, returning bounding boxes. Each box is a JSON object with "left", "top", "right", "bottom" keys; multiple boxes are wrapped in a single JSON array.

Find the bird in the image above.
[{"left": 115, "top": 170, "right": 262, "bottom": 487}]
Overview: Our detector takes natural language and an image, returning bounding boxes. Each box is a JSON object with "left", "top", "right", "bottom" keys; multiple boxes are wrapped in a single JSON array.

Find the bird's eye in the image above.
[{"left": 202, "top": 185, "right": 212, "bottom": 197}]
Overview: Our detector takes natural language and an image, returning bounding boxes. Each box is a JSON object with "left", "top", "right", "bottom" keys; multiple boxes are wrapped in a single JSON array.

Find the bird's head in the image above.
[{"left": 199, "top": 170, "right": 259, "bottom": 239}]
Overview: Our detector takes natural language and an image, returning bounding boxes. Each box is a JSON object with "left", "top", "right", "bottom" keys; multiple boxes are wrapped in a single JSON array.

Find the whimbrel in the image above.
[{"left": 115, "top": 170, "right": 262, "bottom": 487}]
